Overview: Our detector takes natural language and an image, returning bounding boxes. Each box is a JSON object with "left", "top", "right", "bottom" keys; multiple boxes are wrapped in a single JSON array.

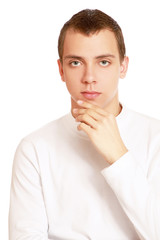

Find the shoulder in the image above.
[
  {"left": 128, "top": 108, "right": 160, "bottom": 129},
  {"left": 20, "top": 113, "right": 70, "bottom": 146},
  {"left": 14, "top": 114, "right": 71, "bottom": 165},
  {"left": 125, "top": 107, "right": 160, "bottom": 141}
]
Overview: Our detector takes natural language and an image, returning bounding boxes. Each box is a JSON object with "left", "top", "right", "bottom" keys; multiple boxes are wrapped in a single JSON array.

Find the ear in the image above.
[
  {"left": 119, "top": 56, "right": 129, "bottom": 79},
  {"left": 57, "top": 59, "right": 65, "bottom": 82}
]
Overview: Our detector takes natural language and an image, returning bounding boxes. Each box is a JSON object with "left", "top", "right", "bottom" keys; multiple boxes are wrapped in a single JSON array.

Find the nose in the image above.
[{"left": 82, "top": 64, "right": 96, "bottom": 84}]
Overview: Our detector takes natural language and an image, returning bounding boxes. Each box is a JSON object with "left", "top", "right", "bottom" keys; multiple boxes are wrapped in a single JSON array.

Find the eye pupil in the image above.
[
  {"left": 71, "top": 61, "right": 80, "bottom": 66},
  {"left": 100, "top": 60, "right": 109, "bottom": 66}
]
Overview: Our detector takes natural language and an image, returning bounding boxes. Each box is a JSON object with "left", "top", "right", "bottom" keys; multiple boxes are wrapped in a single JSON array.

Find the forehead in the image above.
[{"left": 63, "top": 29, "right": 119, "bottom": 59}]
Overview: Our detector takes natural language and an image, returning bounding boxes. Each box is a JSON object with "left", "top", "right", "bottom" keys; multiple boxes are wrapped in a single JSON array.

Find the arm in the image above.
[
  {"left": 9, "top": 139, "right": 51, "bottom": 240},
  {"left": 74, "top": 100, "right": 160, "bottom": 240},
  {"left": 101, "top": 151, "right": 160, "bottom": 240}
]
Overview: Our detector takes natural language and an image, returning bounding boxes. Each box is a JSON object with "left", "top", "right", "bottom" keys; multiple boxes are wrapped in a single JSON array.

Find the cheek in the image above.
[
  {"left": 108, "top": 65, "right": 121, "bottom": 79},
  {"left": 101, "top": 68, "right": 120, "bottom": 90},
  {"left": 63, "top": 71, "right": 81, "bottom": 95}
]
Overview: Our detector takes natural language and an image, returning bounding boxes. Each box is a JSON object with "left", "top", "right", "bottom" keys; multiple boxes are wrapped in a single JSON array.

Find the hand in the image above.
[{"left": 73, "top": 100, "right": 128, "bottom": 165}]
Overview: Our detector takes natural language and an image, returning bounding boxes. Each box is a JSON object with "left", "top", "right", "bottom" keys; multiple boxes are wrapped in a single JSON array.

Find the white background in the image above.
[{"left": 1, "top": 0, "right": 160, "bottom": 238}]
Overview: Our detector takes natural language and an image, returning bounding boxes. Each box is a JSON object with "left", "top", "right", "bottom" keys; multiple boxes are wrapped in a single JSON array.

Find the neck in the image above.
[{"left": 103, "top": 97, "right": 122, "bottom": 117}]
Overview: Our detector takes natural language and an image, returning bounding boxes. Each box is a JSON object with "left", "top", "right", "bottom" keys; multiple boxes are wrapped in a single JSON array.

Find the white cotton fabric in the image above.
[{"left": 9, "top": 106, "right": 160, "bottom": 240}]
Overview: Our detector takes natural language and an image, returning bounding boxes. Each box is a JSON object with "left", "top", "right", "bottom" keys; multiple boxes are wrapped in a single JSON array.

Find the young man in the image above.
[{"left": 9, "top": 9, "right": 160, "bottom": 240}]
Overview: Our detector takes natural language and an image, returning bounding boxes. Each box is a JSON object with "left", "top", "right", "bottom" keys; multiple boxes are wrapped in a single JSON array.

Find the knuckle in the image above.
[
  {"left": 78, "top": 114, "right": 85, "bottom": 121},
  {"left": 86, "top": 109, "right": 92, "bottom": 115},
  {"left": 79, "top": 122, "right": 84, "bottom": 129},
  {"left": 100, "top": 117, "right": 107, "bottom": 124},
  {"left": 83, "top": 113, "right": 88, "bottom": 119},
  {"left": 104, "top": 112, "right": 114, "bottom": 119}
]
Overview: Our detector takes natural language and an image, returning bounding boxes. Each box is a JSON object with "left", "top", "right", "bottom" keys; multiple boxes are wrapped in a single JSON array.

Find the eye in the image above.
[
  {"left": 99, "top": 60, "right": 110, "bottom": 66},
  {"left": 70, "top": 61, "right": 81, "bottom": 67}
]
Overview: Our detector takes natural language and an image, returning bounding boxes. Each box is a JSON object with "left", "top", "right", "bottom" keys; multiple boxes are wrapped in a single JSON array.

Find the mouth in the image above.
[{"left": 81, "top": 91, "right": 101, "bottom": 100}]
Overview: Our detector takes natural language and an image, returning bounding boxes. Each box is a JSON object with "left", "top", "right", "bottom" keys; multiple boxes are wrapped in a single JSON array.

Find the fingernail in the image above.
[
  {"left": 73, "top": 108, "right": 78, "bottom": 113},
  {"left": 77, "top": 100, "right": 83, "bottom": 105}
]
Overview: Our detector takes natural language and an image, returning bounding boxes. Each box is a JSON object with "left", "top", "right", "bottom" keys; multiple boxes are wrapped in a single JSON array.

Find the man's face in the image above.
[{"left": 58, "top": 29, "right": 128, "bottom": 111}]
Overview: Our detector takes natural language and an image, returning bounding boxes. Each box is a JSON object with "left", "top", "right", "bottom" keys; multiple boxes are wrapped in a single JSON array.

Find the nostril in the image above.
[{"left": 82, "top": 75, "right": 95, "bottom": 83}]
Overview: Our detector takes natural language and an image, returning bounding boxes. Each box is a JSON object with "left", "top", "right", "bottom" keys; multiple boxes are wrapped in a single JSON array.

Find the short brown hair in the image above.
[{"left": 58, "top": 9, "right": 126, "bottom": 62}]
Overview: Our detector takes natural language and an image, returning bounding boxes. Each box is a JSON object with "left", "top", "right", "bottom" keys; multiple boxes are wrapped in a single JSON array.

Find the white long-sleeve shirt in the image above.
[{"left": 9, "top": 106, "right": 160, "bottom": 240}]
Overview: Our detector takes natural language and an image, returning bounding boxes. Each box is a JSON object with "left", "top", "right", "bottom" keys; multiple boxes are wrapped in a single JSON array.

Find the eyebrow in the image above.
[
  {"left": 64, "top": 55, "right": 83, "bottom": 61},
  {"left": 95, "top": 54, "right": 115, "bottom": 59},
  {"left": 64, "top": 54, "right": 116, "bottom": 61}
]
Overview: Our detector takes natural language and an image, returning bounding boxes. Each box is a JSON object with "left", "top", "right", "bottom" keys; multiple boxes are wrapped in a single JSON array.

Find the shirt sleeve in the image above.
[
  {"left": 9, "top": 139, "right": 51, "bottom": 240},
  {"left": 101, "top": 151, "right": 160, "bottom": 240}
]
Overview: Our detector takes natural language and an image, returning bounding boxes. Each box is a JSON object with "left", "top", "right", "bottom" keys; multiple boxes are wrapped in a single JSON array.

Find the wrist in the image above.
[{"left": 106, "top": 146, "right": 128, "bottom": 165}]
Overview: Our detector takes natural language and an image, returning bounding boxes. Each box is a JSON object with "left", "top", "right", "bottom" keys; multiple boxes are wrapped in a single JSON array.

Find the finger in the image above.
[
  {"left": 77, "top": 100, "right": 107, "bottom": 116},
  {"left": 73, "top": 108, "right": 102, "bottom": 121},
  {"left": 77, "top": 122, "right": 93, "bottom": 136},
  {"left": 76, "top": 113, "right": 98, "bottom": 129}
]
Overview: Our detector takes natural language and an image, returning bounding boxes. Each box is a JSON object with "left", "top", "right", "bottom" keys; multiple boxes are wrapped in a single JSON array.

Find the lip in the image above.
[{"left": 81, "top": 91, "right": 101, "bottom": 100}]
